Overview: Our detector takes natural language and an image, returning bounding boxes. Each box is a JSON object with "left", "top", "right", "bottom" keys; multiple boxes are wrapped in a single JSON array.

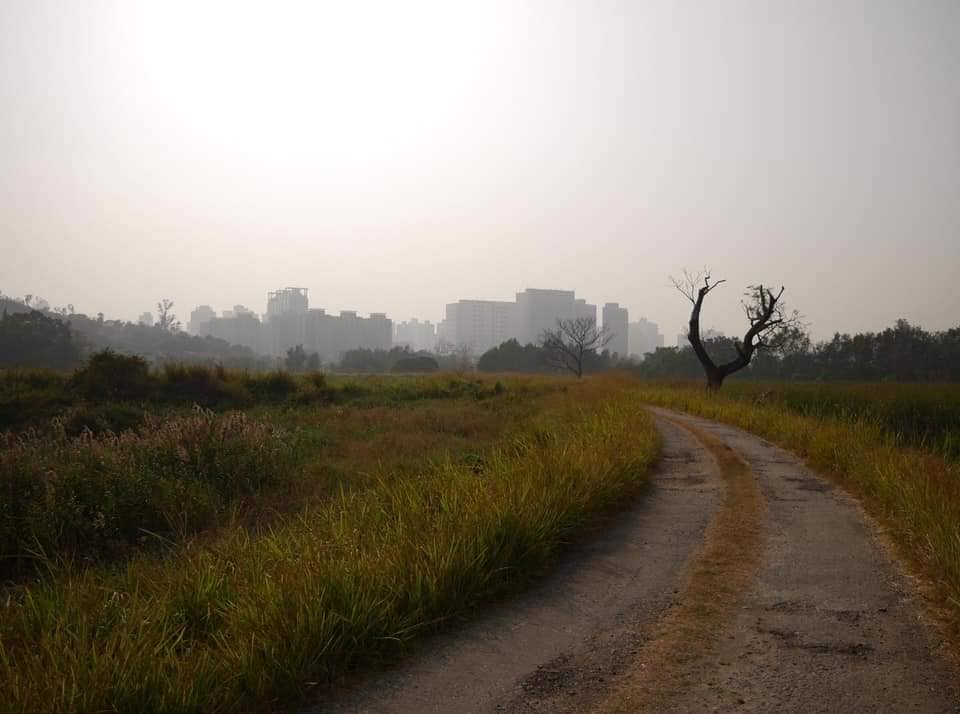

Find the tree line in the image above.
[{"left": 0, "top": 296, "right": 268, "bottom": 370}]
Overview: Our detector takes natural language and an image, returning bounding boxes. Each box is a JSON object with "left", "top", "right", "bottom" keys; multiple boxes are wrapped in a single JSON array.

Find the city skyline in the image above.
[
  {"left": 4, "top": 2, "right": 959, "bottom": 343},
  {"left": 182, "top": 284, "right": 665, "bottom": 361}
]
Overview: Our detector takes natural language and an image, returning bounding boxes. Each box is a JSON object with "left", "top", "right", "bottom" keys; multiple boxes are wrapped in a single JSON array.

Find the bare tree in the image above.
[
  {"left": 452, "top": 343, "right": 475, "bottom": 374},
  {"left": 540, "top": 317, "right": 613, "bottom": 378},
  {"left": 671, "top": 269, "right": 801, "bottom": 389},
  {"left": 156, "top": 298, "right": 181, "bottom": 331}
]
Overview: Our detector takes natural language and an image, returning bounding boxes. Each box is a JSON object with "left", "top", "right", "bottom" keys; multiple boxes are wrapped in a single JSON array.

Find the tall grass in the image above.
[
  {"left": 0, "top": 358, "right": 551, "bottom": 433},
  {"left": 0, "top": 408, "right": 304, "bottom": 570},
  {"left": 0, "top": 380, "right": 659, "bottom": 712},
  {"left": 722, "top": 381, "right": 960, "bottom": 461},
  {"left": 634, "top": 382, "right": 960, "bottom": 640}
]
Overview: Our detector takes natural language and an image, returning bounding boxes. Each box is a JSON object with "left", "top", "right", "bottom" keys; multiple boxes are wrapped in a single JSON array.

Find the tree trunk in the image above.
[{"left": 706, "top": 369, "right": 724, "bottom": 390}]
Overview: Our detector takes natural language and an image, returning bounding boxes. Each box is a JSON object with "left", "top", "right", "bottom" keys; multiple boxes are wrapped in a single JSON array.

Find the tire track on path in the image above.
[
  {"left": 310, "top": 417, "right": 722, "bottom": 713},
  {"left": 635, "top": 408, "right": 959, "bottom": 713},
  {"left": 598, "top": 412, "right": 766, "bottom": 713}
]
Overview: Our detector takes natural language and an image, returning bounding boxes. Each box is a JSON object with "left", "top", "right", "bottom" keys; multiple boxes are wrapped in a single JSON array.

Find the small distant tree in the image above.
[
  {"left": 156, "top": 299, "right": 181, "bottom": 331},
  {"left": 452, "top": 343, "right": 475, "bottom": 373},
  {"left": 285, "top": 344, "right": 308, "bottom": 371},
  {"left": 540, "top": 317, "right": 613, "bottom": 378},
  {"left": 671, "top": 269, "right": 801, "bottom": 389},
  {"left": 305, "top": 351, "right": 321, "bottom": 371}
]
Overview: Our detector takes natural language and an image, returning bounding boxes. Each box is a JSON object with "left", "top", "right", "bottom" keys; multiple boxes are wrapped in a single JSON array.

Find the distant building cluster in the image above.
[
  {"left": 438, "top": 288, "right": 598, "bottom": 355},
  {"left": 435, "top": 288, "right": 663, "bottom": 359},
  {"left": 629, "top": 318, "right": 665, "bottom": 359},
  {"left": 188, "top": 288, "right": 391, "bottom": 363},
  {"left": 186, "top": 285, "right": 666, "bottom": 363},
  {"left": 394, "top": 318, "right": 438, "bottom": 352}
]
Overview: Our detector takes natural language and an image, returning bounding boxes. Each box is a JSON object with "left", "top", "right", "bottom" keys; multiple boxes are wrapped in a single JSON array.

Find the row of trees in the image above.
[
  {"left": 636, "top": 320, "right": 960, "bottom": 382},
  {"left": 0, "top": 295, "right": 269, "bottom": 370},
  {"left": 0, "top": 310, "right": 82, "bottom": 369}
]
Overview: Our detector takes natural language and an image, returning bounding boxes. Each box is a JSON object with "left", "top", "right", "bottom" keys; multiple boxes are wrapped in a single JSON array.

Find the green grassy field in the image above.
[
  {"left": 720, "top": 381, "right": 960, "bottom": 461},
  {"left": 5, "top": 364, "right": 959, "bottom": 712},
  {"left": 0, "top": 369, "right": 660, "bottom": 713}
]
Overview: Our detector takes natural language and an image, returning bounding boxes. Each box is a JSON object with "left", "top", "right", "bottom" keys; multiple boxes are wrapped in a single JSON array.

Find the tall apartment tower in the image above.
[
  {"left": 628, "top": 318, "right": 664, "bottom": 359},
  {"left": 443, "top": 300, "right": 515, "bottom": 354},
  {"left": 602, "top": 302, "right": 629, "bottom": 357},
  {"left": 514, "top": 289, "right": 597, "bottom": 345},
  {"left": 266, "top": 287, "right": 309, "bottom": 320}
]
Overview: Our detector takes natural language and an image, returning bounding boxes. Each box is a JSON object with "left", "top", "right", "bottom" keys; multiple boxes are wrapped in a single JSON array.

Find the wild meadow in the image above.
[
  {"left": 0, "top": 363, "right": 659, "bottom": 713},
  {"left": 5, "top": 356, "right": 959, "bottom": 712},
  {"left": 633, "top": 380, "right": 960, "bottom": 644}
]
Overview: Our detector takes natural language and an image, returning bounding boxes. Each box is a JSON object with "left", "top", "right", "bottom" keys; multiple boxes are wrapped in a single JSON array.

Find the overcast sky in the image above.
[{"left": 2, "top": 0, "right": 958, "bottom": 340}]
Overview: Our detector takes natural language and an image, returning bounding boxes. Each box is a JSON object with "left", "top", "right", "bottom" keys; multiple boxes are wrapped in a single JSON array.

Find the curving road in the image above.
[{"left": 309, "top": 409, "right": 959, "bottom": 713}]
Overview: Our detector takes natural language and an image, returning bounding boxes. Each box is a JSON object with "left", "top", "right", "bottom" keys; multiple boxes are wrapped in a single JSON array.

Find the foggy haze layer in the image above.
[{"left": 2, "top": 0, "right": 958, "bottom": 341}]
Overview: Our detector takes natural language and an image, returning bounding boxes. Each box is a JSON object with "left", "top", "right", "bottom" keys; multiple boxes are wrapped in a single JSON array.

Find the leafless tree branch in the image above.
[{"left": 539, "top": 317, "right": 612, "bottom": 378}]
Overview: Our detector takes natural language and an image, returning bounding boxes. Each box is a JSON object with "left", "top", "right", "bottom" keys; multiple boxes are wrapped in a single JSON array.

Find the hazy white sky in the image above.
[{"left": 2, "top": 0, "right": 958, "bottom": 340}]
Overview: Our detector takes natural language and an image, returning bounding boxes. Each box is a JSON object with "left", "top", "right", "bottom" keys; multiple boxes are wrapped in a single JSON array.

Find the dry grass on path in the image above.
[{"left": 600, "top": 413, "right": 766, "bottom": 713}]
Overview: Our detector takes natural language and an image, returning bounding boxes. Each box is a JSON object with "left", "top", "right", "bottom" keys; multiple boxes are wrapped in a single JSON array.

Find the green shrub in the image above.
[
  {"left": 391, "top": 355, "right": 439, "bottom": 373},
  {"left": 72, "top": 350, "right": 152, "bottom": 401},
  {"left": 243, "top": 371, "right": 299, "bottom": 401},
  {"left": 159, "top": 363, "right": 252, "bottom": 407}
]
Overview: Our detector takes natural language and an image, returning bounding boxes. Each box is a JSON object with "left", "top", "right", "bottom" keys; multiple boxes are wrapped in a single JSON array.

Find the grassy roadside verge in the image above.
[
  {"left": 633, "top": 383, "right": 960, "bottom": 644},
  {"left": 0, "top": 378, "right": 659, "bottom": 713}
]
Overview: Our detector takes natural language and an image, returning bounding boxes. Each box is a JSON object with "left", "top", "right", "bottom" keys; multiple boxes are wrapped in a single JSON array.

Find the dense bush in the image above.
[
  {"left": 391, "top": 355, "right": 439, "bottom": 373},
  {"left": 72, "top": 350, "right": 151, "bottom": 400},
  {"left": 160, "top": 363, "right": 253, "bottom": 406},
  {"left": 242, "top": 370, "right": 299, "bottom": 401}
]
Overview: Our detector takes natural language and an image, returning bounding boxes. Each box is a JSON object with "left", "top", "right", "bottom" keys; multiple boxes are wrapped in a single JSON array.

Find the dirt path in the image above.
[{"left": 308, "top": 411, "right": 958, "bottom": 713}]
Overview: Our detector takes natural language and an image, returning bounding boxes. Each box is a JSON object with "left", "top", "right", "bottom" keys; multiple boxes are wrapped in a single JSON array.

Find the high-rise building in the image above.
[
  {"left": 208, "top": 311, "right": 264, "bottom": 352},
  {"left": 443, "top": 300, "right": 515, "bottom": 354},
  {"left": 514, "top": 289, "right": 597, "bottom": 345},
  {"left": 629, "top": 318, "right": 665, "bottom": 359},
  {"left": 183, "top": 288, "right": 394, "bottom": 361},
  {"left": 394, "top": 319, "right": 438, "bottom": 352},
  {"left": 266, "top": 288, "right": 308, "bottom": 320},
  {"left": 602, "top": 303, "right": 629, "bottom": 357},
  {"left": 139, "top": 311, "right": 155, "bottom": 327},
  {"left": 187, "top": 305, "right": 214, "bottom": 335}
]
